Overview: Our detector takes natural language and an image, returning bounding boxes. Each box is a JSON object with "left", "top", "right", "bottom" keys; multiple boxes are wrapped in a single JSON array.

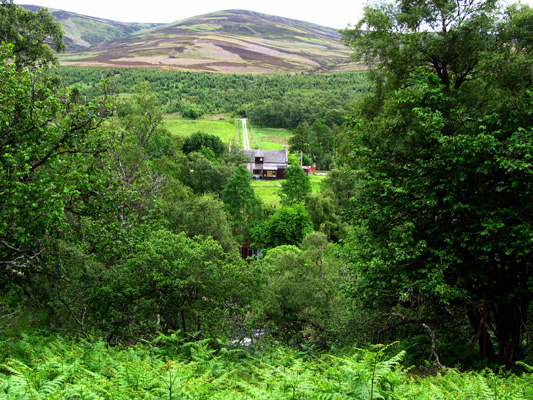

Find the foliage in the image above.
[
  {"left": 6, "top": 0, "right": 533, "bottom": 374},
  {"left": 341, "top": 0, "right": 533, "bottom": 364},
  {"left": 304, "top": 191, "right": 347, "bottom": 242},
  {"left": 0, "top": 43, "right": 112, "bottom": 274},
  {"left": 289, "top": 118, "right": 341, "bottom": 170},
  {"left": 182, "top": 131, "right": 227, "bottom": 159},
  {"left": 55, "top": 67, "right": 369, "bottom": 126},
  {"left": 109, "top": 81, "right": 174, "bottom": 227},
  {"left": 0, "top": 0, "right": 66, "bottom": 69},
  {"left": 178, "top": 152, "right": 234, "bottom": 195},
  {"left": 254, "top": 232, "right": 353, "bottom": 347},
  {"left": 162, "top": 192, "right": 238, "bottom": 253},
  {"left": 182, "top": 106, "right": 205, "bottom": 119},
  {"left": 253, "top": 204, "right": 313, "bottom": 249},
  {"left": 279, "top": 165, "right": 312, "bottom": 206},
  {"left": 95, "top": 229, "right": 253, "bottom": 339},
  {"left": 222, "top": 165, "right": 263, "bottom": 243},
  {"left": 323, "top": 166, "right": 359, "bottom": 220},
  {"left": 1, "top": 332, "right": 532, "bottom": 399}
]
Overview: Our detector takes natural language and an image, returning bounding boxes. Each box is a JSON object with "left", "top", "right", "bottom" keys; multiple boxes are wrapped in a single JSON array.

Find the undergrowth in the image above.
[{"left": 0, "top": 332, "right": 531, "bottom": 399}]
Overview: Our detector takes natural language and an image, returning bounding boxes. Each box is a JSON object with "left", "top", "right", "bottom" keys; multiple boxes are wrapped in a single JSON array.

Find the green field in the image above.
[
  {"left": 164, "top": 115, "right": 239, "bottom": 145},
  {"left": 247, "top": 125, "right": 293, "bottom": 150},
  {"left": 163, "top": 116, "right": 293, "bottom": 151},
  {"left": 252, "top": 174, "right": 327, "bottom": 205}
]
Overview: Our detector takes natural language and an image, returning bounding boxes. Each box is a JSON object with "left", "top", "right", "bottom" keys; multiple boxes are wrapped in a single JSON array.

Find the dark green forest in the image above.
[
  {"left": 55, "top": 67, "right": 369, "bottom": 126},
  {"left": 2, "top": 0, "right": 533, "bottom": 397},
  {"left": 54, "top": 67, "right": 369, "bottom": 169}
]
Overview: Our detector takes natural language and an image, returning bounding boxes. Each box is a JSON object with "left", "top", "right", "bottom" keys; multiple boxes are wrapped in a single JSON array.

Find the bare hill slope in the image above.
[
  {"left": 22, "top": 6, "right": 356, "bottom": 74},
  {"left": 21, "top": 5, "right": 160, "bottom": 50}
]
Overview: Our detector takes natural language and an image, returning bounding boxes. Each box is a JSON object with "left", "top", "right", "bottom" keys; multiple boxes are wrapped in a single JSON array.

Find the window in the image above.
[{"left": 255, "top": 157, "right": 264, "bottom": 163}]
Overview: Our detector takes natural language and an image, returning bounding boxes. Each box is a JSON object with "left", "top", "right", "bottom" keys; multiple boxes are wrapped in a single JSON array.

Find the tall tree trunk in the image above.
[
  {"left": 467, "top": 303, "right": 495, "bottom": 360},
  {"left": 492, "top": 301, "right": 527, "bottom": 365}
]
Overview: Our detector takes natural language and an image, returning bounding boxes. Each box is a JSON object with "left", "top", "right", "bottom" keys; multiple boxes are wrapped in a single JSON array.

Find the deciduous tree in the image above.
[
  {"left": 222, "top": 165, "right": 263, "bottom": 242},
  {"left": 0, "top": 0, "right": 66, "bottom": 69},
  {"left": 0, "top": 44, "right": 112, "bottom": 274},
  {"left": 342, "top": 0, "right": 533, "bottom": 364},
  {"left": 255, "top": 232, "right": 352, "bottom": 346},
  {"left": 253, "top": 204, "right": 313, "bottom": 249},
  {"left": 279, "top": 165, "right": 311, "bottom": 206}
]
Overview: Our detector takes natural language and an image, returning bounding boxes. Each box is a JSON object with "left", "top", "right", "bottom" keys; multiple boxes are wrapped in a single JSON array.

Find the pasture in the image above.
[{"left": 164, "top": 115, "right": 294, "bottom": 151}]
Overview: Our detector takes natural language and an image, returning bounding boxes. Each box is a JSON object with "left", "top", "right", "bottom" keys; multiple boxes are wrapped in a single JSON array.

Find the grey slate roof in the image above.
[{"left": 242, "top": 149, "right": 287, "bottom": 164}]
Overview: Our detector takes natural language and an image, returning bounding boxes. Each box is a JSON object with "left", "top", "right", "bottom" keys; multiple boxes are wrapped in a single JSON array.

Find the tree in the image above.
[
  {"left": 221, "top": 165, "right": 263, "bottom": 242},
  {"left": 109, "top": 82, "right": 172, "bottom": 227},
  {"left": 0, "top": 44, "right": 112, "bottom": 274},
  {"left": 162, "top": 193, "right": 238, "bottom": 253},
  {"left": 289, "top": 122, "right": 314, "bottom": 161},
  {"left": 342, "top": 0, "right": 533, "bottom": 364},
  {"left": 305, "top": 191, "right": 346, "bottom": 242},
  {"left": 343, "top": 0, "right": 499, "bottom": 90},
  {"left": 98, "top": 230, "right": 253, "bottom": 339},
  {"left": 253, "top": 204, "right": 313, "bottom": 249},
  {"left": 182, "top": 131, "right": 226, "bottom": 159},
  {"left": 279, "top": 165, "right": 311, "bottom": 206},
  {"left": 254, "top": 232, "right": 352, "bottom": 346},
  {"left": 180, "top": 152, "right": 232, "bottom": 195},
  {"left": 289, "top": 120, "right": 337, "bottom": 169},
  {"left": 0, "top": 1, "right": 66, "bottom": 70}
]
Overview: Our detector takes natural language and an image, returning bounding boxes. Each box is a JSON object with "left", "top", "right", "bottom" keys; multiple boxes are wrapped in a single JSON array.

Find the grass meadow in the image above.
[
  {"left": 164, "top": 115, "right": 293, "bottom": 151},
  {"left": 163, "top": 115, "right": 327, "bottom": 206},
  {"left": 247, "top": 125, "right": 293, "bottom": 150},
  {"left": 164, "top": 114, "right": 240, "bottom": 145},
  {"left": 252, "top": 174, "right": 327, "bottom": 205}
]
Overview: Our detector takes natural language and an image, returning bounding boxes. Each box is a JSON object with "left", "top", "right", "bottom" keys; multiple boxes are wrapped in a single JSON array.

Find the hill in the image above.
[
  {"left": 21, "top": 5, "right": 161, "bottom": 50},
  {"left": 22, "top": 6, "right": 357, "bottom": 74}
]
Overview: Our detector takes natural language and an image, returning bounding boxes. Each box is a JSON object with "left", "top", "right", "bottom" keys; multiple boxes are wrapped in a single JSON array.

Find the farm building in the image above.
[{"left": 242, "top": 146, "right": 288, "bottom": 180}]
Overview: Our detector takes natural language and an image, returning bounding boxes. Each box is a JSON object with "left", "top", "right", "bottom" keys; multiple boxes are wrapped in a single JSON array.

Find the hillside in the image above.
[
  {"left": 21, "top": 5, "right": 161, "bottom": 50},
  {"left": 46, "top": 8, "right": 356, "bottom": 74}
]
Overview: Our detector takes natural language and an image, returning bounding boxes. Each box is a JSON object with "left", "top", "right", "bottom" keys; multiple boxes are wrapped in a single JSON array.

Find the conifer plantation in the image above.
[{"left": 1, "top": 0, "right": 533, "bottom": 398}]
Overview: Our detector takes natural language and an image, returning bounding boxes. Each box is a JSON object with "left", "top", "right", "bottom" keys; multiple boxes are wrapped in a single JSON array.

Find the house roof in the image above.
[{"left": 243, "top": 149, "right": 287, "bottom": 164}]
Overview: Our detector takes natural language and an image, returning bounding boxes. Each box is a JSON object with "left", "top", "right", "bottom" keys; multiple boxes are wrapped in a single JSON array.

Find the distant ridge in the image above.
[
  {"left": 22, "top": 6, "right": 358, "bottom": 74},
  {"left": 21, "top": 5, "right": 161, "bottom": 50}
]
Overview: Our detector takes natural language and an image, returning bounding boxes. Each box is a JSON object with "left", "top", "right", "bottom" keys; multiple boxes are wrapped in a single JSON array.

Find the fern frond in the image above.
[
  {"left": 312, "top": 393, "right": 344, "bottom": 400},
  {"left": 0, "top": 359, "right": 29, "bottom": 376},
  {"left": 516, "top": 361, "right": 533, "bottom": 373},
  {"left": 39, "top": 372, "right": 70, "bottom": 395}
]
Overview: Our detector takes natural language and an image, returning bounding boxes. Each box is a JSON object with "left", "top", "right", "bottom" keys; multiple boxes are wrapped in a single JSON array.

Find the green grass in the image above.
[
  {"left": 163, "top": 116, "right": 293, "bottom": 151},
  {"left": 252, "top": 173, "right": 327, "bottom": 206},
  {"left": 248, "top": 125, "right": 293, "bottom": 150},
  {"left": 309, "top": 174, "right": 327, "bottom": 192},
  {"left": 252, "top": 179, "right": 283, "bottom": 205},
  {"left": 164, "top": 115, "right": 239, "bottom": 145}
]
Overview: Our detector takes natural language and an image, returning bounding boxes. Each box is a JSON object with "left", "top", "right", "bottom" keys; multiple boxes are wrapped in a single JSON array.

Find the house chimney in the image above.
[{"left": 284, "top": 142, "right": 288, "bottom": 162}]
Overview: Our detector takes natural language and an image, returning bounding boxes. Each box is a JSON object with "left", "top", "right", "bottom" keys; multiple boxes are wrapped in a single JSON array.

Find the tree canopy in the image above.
[
  {"left": 221, "top": 165, "right": 263, "bottom": 242},
  {"left": 342, "top": 0, "right": 533, "bottom": 364},
  {"left": 0, "top": 0, "right": 65, "bottom": 69},
  {"left": 279, "top": 165, "right": 312, "bottom": 206},
  {"left": 0, "top": 43, "right": 112, "bottom": 274},
  {"left": 182, "top": 131, "right": 227, "bottom": 159},
  {"left": 253, "top": 204, "right": 314, "bottom": 249}
]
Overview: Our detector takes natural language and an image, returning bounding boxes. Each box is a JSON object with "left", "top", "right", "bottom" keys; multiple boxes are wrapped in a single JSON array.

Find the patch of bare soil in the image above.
[{"left": 216, "top": 44, "right": 298, "bottom": 69}]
